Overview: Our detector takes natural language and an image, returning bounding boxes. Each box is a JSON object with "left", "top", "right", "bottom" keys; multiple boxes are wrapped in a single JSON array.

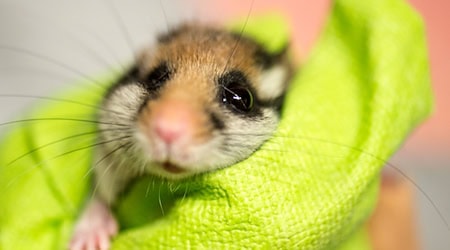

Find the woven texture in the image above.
[{"left": 0, "top": 0, "right": 432, "bottom": 249}]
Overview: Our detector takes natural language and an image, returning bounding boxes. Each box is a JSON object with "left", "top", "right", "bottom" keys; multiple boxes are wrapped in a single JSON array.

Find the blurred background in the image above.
[{"left": 0, "top": 0, "right": 448, "bottom": 249}]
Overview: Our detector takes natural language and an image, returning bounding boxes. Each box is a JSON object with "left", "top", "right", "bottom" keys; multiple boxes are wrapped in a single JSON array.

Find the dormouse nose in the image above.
[{"left": 152, "top": 100, "right": 192, "bottom": 144}]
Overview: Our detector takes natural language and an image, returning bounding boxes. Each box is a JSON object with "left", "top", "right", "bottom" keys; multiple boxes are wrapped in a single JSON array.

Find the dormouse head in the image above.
[{"left": 100, "top": 24, "right": 293, "bottom": 179}]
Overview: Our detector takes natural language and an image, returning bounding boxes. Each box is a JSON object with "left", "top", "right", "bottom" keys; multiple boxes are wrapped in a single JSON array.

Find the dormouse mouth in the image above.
[{"left": 162, "top": 162, "right": 186, "bottom": 174}]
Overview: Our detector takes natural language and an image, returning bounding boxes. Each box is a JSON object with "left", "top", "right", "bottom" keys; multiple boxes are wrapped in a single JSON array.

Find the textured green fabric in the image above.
[{"left": 0, "top": 0, "right": 432, "bottom": 249}]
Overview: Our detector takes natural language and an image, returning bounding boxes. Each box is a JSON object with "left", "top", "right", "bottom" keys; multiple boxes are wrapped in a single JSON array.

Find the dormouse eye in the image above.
[
  {"left": 143, "top": 62, "right": 171, "bottom": 91},
  {"left": 222, "top": 83, "right": 254, "bottom": 112}
]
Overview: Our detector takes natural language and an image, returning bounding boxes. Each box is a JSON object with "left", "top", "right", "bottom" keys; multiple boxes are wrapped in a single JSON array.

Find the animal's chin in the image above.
[
  {"left": 161, "top": 162, "right": 186, "bottom": 174},
  {"left": 150, "top": 161, "right": 195, "bottom": 180}
]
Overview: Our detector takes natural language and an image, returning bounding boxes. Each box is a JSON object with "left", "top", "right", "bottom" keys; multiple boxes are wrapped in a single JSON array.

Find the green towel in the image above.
[{"left": 0, "top": 0, "right": 432, "bottom": 249}]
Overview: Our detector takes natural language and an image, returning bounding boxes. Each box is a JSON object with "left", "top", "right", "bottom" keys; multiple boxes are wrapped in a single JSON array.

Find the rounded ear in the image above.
[{"left": 257, "top": 47, "right": 294, "bottom": 101}]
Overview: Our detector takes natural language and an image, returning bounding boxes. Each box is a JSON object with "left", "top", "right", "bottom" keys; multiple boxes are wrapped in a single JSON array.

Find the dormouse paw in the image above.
[{"left": 69, "top": 199, "right": 118, "bottom": 250}]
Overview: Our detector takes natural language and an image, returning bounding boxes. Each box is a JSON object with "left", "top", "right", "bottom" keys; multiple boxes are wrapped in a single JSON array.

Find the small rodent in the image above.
[{"left": 69, "top": 24, "right": 293, "bottom": 250}]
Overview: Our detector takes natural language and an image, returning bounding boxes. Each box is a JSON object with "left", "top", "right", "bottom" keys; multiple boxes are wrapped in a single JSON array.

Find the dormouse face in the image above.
[{"left": 99, "top": 24, "right": 292, "bottom": 179}]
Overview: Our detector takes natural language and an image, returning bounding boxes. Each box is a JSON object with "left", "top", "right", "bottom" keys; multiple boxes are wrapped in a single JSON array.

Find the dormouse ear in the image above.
[{"left": 256, "top": 46, "right": 293, "bottom": 100}]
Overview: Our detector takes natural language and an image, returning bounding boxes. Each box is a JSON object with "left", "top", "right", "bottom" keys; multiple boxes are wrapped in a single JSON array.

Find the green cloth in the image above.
[{"left": 0, "top": 0, "right": 432, "bottom": 249}]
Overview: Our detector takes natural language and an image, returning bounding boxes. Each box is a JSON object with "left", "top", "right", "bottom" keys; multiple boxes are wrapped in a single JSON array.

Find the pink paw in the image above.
[{"left": 69, "top": 199, "right": 118, "bottom": 250}]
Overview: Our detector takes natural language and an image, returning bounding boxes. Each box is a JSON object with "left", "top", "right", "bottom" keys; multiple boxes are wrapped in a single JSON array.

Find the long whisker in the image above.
[
  {"left": 261, "top": 144, "right": 450, "bottom": 231},
  {"left": 5, "top": 130, "right": 98, "bottom": 168},
  {"left": 223, "top": 142, "right": 345, "bottom": 160},
  {"left": 168, "top": 182, "right": 181, "bottom": 193},
  {"left": 382, "top": 162, "right": 450, "bottom": 231},
  {"left": 179, "top": 183, "right": 189, "bottom": 204},
  {"left": 221, "top": 132, "right": 272, "bottom": 137},
  {"left": 89, "top": 144, "right": 135, "bottom": 202},
  {"left": 5, "top": 127, "right": 132, "bottom": 168},
  {"left": 84, "top": 140, "right": 133, "bottom": 180},
  {"left": 220, "top": 0, "right": 255, "bottom": 75},
  {"left": 82, "top": 28, "right": 128, "bottom": 72},
  {"left": 102, "top": 0, "right": 136, "bottom": 60},
  {"left": 6, "top": 7, "right": 119, "bottom": 76},
  {"left": 43, "top": 135, "right": 132, "bottom": 165},
  {"left": 5, "top": 134, "right": 132, "bottom": 189},
  {"left": 0, "top": 45, "right": 108, "bottom": 90},
  {"left": 158, "top": 183, "right": 165, "bottom": 216},
  {"left": 70, "top": 35, "right": 121, "bottom": 75},
  {"left": 0, "top": 65, "right": 72, "bottom": 84},
  {"left": 0, "top": 117, "right": 128, "bottom": 128},
  {"left": 158, "top": 0, "right": 171, "bottom": 33},
  {"left": 37, "top": 24, "right": 124, "bottom": 76},
  {"left": 226, "top": 133, "right": 450, "bottom": 230},
  {"left": 0, "top": 94, "right": 128, "bottom": 117},
  {"left": 3, "top": 6, "right": 127, "bottom": 75}
]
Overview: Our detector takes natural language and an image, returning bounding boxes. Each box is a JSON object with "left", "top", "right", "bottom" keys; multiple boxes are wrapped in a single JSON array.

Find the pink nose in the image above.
[
  {"left": 154, "top": 120, "right": 185, "bottom": 143},
  {"left": 152, "top": 101, "right": 192, "bottom": 144}
]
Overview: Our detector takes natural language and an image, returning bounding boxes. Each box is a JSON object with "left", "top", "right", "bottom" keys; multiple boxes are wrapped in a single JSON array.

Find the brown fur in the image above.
[{"left": 138, "top": 25, "right": 284, "bottom": 100}]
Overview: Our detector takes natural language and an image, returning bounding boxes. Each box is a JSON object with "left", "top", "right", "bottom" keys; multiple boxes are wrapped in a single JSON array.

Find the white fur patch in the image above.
[{"left": 258, "top": 65, "right": 288, "bottom": 100}]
